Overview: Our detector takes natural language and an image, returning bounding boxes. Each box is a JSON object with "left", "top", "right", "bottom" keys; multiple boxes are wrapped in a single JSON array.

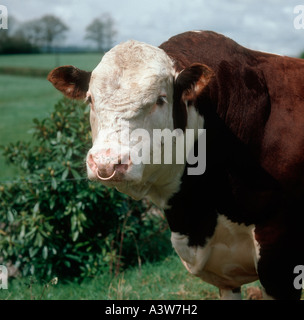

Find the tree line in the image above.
[{"left": 0, "top": 13, "right": 117, "bottom": 54}]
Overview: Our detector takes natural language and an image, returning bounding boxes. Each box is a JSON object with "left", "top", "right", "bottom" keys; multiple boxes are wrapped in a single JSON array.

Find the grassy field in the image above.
[
  {"left": 0, "top": 53, "right": 103, "bottom": 71},
  {"left": 0, "top": 74, "right": 61, "bottom": 179},
  {"left": 0, "top": 53, "right": 102, "bottom": 179},
  {"left": 0, "top": 254, "right": 264, "bottom": 300}
]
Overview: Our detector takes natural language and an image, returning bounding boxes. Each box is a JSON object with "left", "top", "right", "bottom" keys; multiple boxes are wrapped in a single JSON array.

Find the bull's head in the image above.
[{"left": 48, "top": 40, "right": 213, "bottom": 207}]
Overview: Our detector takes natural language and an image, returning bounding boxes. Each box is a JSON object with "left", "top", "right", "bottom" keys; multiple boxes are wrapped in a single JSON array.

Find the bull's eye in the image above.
[{"left": 156, "top": 95, "right": 167, "bottom": 106}]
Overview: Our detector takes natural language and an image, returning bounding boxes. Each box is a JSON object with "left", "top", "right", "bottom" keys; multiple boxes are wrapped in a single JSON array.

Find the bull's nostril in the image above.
[{"left": 87, "top": 154, "right": 97, "bottom": 171}]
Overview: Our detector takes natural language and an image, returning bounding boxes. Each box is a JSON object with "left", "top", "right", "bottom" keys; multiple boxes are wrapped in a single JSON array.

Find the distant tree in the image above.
[
  {"left": 85, "top": 13, "right": 117, "bottom": 51},
  {"left": 40, "top": 15, "right": 68, "bottom": 52},
  {"left": 20, "top": 18, "right": 44, "bottom": 48},
  {"left": 19, "top": 15, "right": 68, "bottom": 52},
  {"left": 0, "top": 16, "right": 39, "bottom": 54},
  {"left": 102, "top": 13, "right": 117, "bottom": 50},
  {"left": 0, "top": 32, "right": 38, "bottom": 54},
  {"left": 85, "top": 17, "right": 104, "bottom": 51}
]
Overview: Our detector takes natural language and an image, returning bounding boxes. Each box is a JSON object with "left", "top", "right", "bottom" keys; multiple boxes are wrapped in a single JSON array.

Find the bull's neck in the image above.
[{"left": 147, "top": 163, "right": 186, "bottom": 209}]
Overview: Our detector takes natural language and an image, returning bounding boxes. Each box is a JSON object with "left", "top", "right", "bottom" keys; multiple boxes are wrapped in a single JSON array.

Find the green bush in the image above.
[{"left": 0, "top": 98, "right": 171, "bottom": 281}]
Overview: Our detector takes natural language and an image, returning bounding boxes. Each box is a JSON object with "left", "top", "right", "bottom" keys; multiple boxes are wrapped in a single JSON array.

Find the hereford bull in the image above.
[{"left": 48, "top": 31, "right": 304, "bottom": 299}]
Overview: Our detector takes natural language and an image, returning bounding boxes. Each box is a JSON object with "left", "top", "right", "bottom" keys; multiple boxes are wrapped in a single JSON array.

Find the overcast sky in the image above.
[{"left": 2, "top": 0, "right": 304, "bottom": 56}]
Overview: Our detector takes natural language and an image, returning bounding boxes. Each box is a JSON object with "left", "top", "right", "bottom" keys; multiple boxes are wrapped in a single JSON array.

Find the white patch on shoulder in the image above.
[{"left": 171, "top": 214, "right": 260, "bottom": 289}]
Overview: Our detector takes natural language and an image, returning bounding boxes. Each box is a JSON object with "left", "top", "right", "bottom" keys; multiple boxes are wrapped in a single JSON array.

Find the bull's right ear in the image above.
[
  {"left": 173, "top": 63, "right": 214, "bottom": 131},
  {"left": 47, "top": 65, "right": 91, "bottom": 100}
]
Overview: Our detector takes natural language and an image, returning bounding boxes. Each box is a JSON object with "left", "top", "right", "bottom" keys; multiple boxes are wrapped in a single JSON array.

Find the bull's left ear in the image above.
[
  {"left": 47, "top": 65, "right": 91, "bottom": 100},
  {"left": 173, "top": 63, "right": 214, "bottom": 130}
]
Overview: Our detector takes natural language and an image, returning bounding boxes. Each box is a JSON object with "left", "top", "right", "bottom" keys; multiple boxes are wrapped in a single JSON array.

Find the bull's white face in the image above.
[
  {"left": 48, "top": 39, "right": 212, "bottom": 208},
  {"left": 85, "top": 41, "right": 183, "bottom": 206}
]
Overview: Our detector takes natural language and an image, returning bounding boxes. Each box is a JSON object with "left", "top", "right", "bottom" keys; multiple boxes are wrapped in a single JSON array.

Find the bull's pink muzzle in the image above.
[{"left": 87, "top": 150, "right": 130, "bottom": 181}]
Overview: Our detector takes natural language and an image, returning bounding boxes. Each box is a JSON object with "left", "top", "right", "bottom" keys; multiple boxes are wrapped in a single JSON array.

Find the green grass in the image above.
[
  {"left": 0, "top": 53, "right": 103, "bottom": 180},
  {"left": 0, "top": 75, "right": 61, "bottom": 142},
  {"left": 0, "top": 74, "right": 62, "bottom": 179},
  {"left": 0, "top": 53, "right": 102, "bottom": 71},
  {"left": 0, "top": 255, "right": 263, "bottom": 300}
]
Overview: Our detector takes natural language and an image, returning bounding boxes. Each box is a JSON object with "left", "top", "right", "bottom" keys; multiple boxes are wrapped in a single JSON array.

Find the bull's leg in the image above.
[
  {"left": 256, "top": 232, "right": 302, "bottom": 300},
  {"left": 258, "top": 264, "right": 301, "bottom": 300},
  {"left": 219, "top": 287, "right": 242, "bottom": 300}
]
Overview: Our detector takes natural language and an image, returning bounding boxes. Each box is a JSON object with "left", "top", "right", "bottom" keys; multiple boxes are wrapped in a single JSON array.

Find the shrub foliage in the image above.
[{"left": 0, "top": 98, "right": 171, "bottom": 280}]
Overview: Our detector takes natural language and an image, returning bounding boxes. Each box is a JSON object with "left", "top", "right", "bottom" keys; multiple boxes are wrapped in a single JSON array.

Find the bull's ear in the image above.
[
  {"left": 47, "top": 65, "right": 91, "bottom": 100},
  {"left": 173, "top": 63, "right": 214, "bottom": 130}
]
